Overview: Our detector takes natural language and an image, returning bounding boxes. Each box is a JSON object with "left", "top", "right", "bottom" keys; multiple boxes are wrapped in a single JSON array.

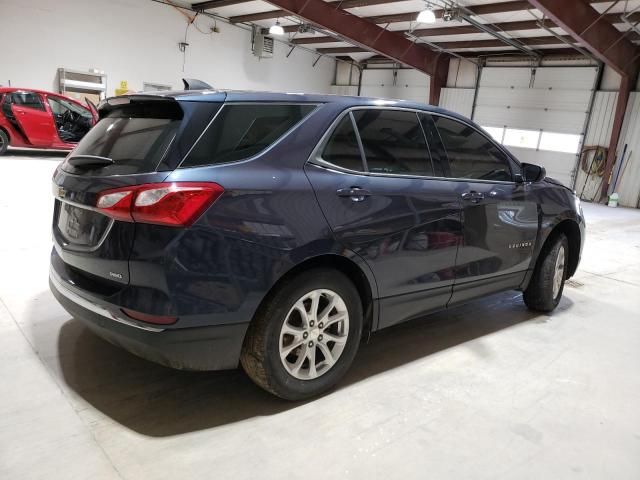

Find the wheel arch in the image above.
[
  {"left": 0, "top": 126, "right": 10, "bottom": 154},
  {"left": 541, "top": 218, "right": 582, "bottom": 279},
  {"left": 253, "top": 253, "right": 377, "bottom": 339}
]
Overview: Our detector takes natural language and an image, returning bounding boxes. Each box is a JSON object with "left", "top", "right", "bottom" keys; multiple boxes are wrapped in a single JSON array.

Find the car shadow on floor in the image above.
[{"left": 50, "top": 290, "right": 556, "bottom": 437}]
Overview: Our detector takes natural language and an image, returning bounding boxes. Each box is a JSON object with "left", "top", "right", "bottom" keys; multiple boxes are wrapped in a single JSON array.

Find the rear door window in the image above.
[
  {"left": 320, "top": 114, "right": 366, "bottom": 172},
  {"left": 181, "top": 103, "right": 316, "bottom": 167},
  {"left": 432, "top": 116, "right": 513, "bottom": 182},
  {"left": 10, "top": 91, "right": 46, "bottom": 111},
  {"left": 352, "top": 109, "right": 434, "bottom": 176}
]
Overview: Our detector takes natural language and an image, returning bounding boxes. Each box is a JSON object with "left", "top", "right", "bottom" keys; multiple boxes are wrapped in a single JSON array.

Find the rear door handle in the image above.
[
  {"left": 336, "top": 187, "right": 371, "bottom": 202},
  {"left": 461, "top": 191, "right": 484, "bottom": 202}
]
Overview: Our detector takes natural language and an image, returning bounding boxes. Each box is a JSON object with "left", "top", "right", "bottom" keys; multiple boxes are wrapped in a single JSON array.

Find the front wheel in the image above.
[
  {"left": 241, "top": 269, "right": 362, "bottom": 400},
  {"left": 524, "top": 233, "right": 568, "bottom": 312}
]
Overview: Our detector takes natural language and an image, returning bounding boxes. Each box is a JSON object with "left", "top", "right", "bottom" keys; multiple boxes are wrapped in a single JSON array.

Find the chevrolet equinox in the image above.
[{"left": 50, "top": 90, "right": 585, "bottom": 400}]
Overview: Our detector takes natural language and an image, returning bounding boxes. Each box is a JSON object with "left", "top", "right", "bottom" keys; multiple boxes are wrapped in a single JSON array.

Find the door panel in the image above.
[
  {"left": 307, "top": 108, "right": 464, "bottom": 328},
  {"left": 306, "top": 164, "right": 462, "bottom": 327},
  {"left": 427, "top": 113, "right": 539, "bottom": 304},
  {"left": 12, "top": 103, "right": 57, "bottom": 146},
  {"left": 453, "top": 181, "right": 538, "bottom": 285}
]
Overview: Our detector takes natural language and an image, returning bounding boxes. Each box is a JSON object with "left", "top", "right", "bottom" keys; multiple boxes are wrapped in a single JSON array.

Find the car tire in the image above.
[
  {"left": 0, "top": 130, "right": 8, "bottom": 155},
  {"left": 240, "top": 268, "right": 363, "bottom": 401},
  {"left": 523, "top": 233, "right": 569, "bottom": 313}
]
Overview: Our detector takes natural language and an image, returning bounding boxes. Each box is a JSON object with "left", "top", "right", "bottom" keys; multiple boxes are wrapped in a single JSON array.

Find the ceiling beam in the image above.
[
  {"left": 318, "top": 47, "right": 368, "bottom": 54},
  {"left": 292, "top": 36, "right": 337, "bottom": 44},
  {"left": 292, "top": 21, "right": 545, "bottom": 45},
  {"left": 457, "top": 47, "right": 580, "bottom": 57},
  {"left": 293, "top": 14, "right": 640, "bottom": 45},
  {"left": 527, "top": 0, "right": 640, "bottom": 200},
  {"left": 358, "top": 0, "right": 610, "bottom": 25},
  {"left": 192, "top": 0, "right": 252, "bottom": 10},
  {"left": 261, "top": 0, "right": 449, "bottom": 76},
  {"left": 435, "top": 35, "right": 578, "bottom": 50},
  {"left": 527, "top": 0, "right": 640, "bottom": 76},
  {"left": 229, "top": 0, "right": 407, "bottom": 23},
  {"left": 317, "top": 35, "right": 580, "bottom": 54},
  {"left": 363, "top": 47, "right": 583, "bottom": 62},
  {"left": 413, "top": 13, "right": 640, "bottom": 37},
  {"left": 230, "top": 0, "right": 563, "bottom": 24}
]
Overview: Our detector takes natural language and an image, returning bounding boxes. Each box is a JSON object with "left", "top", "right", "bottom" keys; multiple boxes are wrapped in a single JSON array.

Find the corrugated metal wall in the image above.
[
  {"left": 438, "top": 88, "right": 474, "bottom": 117},
  {"left": 575, "top": 92, "right": 640, "bottom": 207},
  {"left": 574, "top": 91, "right": 618, "bottom": 202},
  {"left": 615, "top": 93, "right": 640, "bottom": 207}
]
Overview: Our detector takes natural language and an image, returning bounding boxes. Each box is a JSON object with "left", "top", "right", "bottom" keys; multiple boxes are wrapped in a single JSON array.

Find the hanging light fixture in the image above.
[
  {"left": 416, "top": 4, "right": 437, "bottom": 24},
  {"left": 269, "top": 20, "right": 285, "bottom": 35}
]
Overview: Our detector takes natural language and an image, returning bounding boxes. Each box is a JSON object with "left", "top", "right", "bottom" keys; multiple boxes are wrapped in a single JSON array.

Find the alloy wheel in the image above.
[
  {"left": 279, "top": 289, "right": 349, "bottom": 380},
  {"left": 552, "top": 245, "right": 565, "bottom": 298}
]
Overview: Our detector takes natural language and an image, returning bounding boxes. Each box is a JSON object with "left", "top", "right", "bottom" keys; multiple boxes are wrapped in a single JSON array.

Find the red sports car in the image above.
[{"left": 0, "top": 87, "right": 98, "bottom": 155}]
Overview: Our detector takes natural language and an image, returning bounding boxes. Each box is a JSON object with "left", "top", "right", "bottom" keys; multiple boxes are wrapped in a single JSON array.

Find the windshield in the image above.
[{"left": 48, "top": 96, "right": 92, "bottom": 119}]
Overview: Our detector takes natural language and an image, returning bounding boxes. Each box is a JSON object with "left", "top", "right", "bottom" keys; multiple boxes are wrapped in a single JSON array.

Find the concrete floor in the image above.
[{"left": 1, "top": 149, "right": 639, "bottom": 479}]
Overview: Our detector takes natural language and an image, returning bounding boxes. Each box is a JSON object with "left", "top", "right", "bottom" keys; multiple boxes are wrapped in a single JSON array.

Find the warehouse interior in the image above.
[{"left": 1, "top": 0, "right": 639, "bottom": 478}]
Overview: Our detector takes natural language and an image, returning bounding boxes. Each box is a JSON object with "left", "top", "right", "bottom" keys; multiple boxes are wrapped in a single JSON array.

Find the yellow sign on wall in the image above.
[{"left": 115, "top": 80, "right": 129, "bottom": 96}]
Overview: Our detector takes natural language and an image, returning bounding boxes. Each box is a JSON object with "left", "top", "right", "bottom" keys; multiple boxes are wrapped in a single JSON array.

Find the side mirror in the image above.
[{"left": 521, "top": 163, "right": 546, "bottom": 183}]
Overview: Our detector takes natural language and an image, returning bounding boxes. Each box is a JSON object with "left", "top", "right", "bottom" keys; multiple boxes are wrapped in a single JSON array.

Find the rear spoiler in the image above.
[{"left": 96, "top": 95, "right": 183, "bottom": 119}]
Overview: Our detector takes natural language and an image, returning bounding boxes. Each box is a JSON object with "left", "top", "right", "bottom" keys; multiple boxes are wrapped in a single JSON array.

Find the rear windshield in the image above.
[
  {"left": 67, "top": 101, "right": 183, "bottom": 174},
  {"left": 181, "top": 103, "right": 316, "bottom": 167}
]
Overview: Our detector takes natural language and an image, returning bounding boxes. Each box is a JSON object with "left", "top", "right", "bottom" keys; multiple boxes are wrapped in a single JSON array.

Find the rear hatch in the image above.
[{"left": 52, "top": 94, "right": 223, "bottom": 287}]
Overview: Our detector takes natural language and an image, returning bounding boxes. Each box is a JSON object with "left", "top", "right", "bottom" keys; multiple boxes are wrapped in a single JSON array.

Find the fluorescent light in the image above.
[
  {"left": 269, "top": 22, "right": 285, "bottom": 35},
  {"left": 416, "top": 8, "right": 436, "bottom": 24}
]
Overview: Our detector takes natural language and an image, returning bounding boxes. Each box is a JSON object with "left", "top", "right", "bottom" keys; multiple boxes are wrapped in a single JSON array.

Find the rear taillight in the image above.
[{"left": 96, "top": 182, "right": 224, "bottom": 227}]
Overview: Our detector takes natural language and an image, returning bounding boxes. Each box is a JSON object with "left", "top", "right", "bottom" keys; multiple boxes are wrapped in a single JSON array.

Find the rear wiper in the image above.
[{"left": 67, "top": 155, "right": 114, "bottom": 168}]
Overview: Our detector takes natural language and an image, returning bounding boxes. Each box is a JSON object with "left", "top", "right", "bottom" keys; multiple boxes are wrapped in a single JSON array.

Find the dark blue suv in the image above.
[{"left": 50, "top": 90, "right": 585, "bottom": 400}]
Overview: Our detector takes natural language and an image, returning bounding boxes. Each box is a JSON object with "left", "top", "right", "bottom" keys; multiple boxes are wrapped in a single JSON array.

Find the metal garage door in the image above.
[{"left": 474, "top": 66, "right": 599, "bottom": 185}]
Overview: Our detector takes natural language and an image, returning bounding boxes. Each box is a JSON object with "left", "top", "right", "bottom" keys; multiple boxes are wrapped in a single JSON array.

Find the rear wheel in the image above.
[
  {"left": 523, "top": 233, "right": 568, "bottom": 312},
  {"left": 241, "top": 269, "right": 362, "bottom": 400},
  {"left": 0, "top": 130, "right": 8, "bottom": 155}
]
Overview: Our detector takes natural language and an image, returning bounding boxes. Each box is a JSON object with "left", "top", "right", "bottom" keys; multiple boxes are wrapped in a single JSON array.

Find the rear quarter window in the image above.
[{"left": 181, "top": 103, "right": 316, "bottom": 167}]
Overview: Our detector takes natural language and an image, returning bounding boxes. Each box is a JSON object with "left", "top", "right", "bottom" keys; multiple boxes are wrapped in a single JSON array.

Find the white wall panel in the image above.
[
  {"left": 396, "top": 69, "right": 429, "bottom": 87},
  {"left": 480, "top": 68, "right": 532, "bottom": 88},
  {"left": 360, "top": 69, "right": 430, "bottom": 103},
  {"left": 446, "top": 59, "right": 478, "bottom": 88},
  {"left": 474, "top": 106, "right": 587, "bottom": 134},
  {"left": 508, "top": 147, "right": 575, "bottom": 187},
  {"left": 475, "top": 66, "right": 599, "bottom": 186},
  {"left": 329, "top": 85, "right": 359, "bottom": 96},
  {"left": 574, "top": 91, "right": 618, "bottom": 201},
  {"left": 439, "top": 88, "right": 474, "bottom": 118},
  {"left": 600, "top": 65, "right": 621, "bottom": 91},
  {"left": 533, "top": 66, "right": 598, "bottom": 90},
  {"left": 0, "top": 0, "right": 334, "bottom": 96},
  {"left": 476, "top": 87, "right": 592, "bottom": 114}
]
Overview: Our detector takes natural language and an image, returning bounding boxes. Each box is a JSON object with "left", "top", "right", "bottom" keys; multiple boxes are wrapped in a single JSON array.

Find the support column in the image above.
[
  {"left": 429, "top": 54, "right": 450, "bottom": 106},
  {"left": 601, "top": 75, "right": 632, "bottom": 198}
]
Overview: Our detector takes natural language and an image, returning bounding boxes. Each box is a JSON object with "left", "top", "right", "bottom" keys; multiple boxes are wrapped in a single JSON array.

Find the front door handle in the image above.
[
  {"left": 461, "top": 191, "right": 484, "bottom": 202},
  {"left": 337, "top": 187, "right": 371, "bottom": 202}
]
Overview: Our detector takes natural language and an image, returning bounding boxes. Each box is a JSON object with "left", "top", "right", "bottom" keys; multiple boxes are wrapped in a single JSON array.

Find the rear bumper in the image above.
[{"left": 49, "top": 269, "right": 249, "bottom": 371}]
